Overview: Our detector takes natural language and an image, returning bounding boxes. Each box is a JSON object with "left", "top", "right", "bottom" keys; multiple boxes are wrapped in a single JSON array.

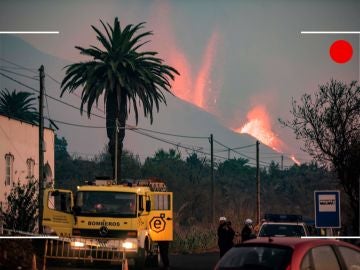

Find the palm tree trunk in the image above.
[
  {"left": 106, "top": 92, "right": 117, "bottom": 180},
  {"left": 117, "top": 92, "right": 127, "bottom": 183}
]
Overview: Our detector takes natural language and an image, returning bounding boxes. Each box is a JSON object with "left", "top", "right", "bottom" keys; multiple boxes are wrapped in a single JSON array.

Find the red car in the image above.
[{"left": 214, "top": 237, "right": 360, "bottom": 270}]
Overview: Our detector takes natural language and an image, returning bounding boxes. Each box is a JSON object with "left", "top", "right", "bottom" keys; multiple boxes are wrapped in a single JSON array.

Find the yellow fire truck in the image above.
[{"left": 42, "top": 178, "right": 173, "bottom": 268}]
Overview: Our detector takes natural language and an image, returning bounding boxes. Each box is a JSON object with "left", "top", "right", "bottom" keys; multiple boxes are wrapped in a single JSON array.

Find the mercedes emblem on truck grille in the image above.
[{"left": 99, "top": 226, "right": 109, "bottom": 236}]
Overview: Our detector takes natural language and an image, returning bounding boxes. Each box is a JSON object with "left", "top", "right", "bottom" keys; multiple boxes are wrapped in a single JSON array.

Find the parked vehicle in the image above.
[
  {"left": 42, "top": 178, "right": 173, "bottom": 269},
  {"left": 214, "top": 237, "right": 360, "bottom": 270},
  {"left": 257, "top": 214, "right": 309, "bottom": 237},
  {"left": 258, "top": 222, "right": 309, "bottom": 237}
]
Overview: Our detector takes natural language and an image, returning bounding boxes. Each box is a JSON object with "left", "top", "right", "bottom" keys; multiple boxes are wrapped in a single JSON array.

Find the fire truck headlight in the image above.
[
  {"left": 71, "top": 241, "right": 85, "bottom": 248},
  {"left": 122, "top": 241, "right": 134, "bottom": 249}
]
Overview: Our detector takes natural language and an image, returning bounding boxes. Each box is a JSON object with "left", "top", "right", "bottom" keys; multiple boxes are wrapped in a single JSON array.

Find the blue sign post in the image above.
[{"left": 314, "top": 190, "right": 341, "bottom": 228}]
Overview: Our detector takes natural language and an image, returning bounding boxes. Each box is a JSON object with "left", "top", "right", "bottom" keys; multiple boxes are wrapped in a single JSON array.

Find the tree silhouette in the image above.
[
  {"left": 0, "top": 88, "right": 38, "bottom": 124},
  {"left": 280, "top": 79, "right": 360, "bottom": 234},
  {"left": 61, "top": 18, "right": 179, "bottom": 182}
]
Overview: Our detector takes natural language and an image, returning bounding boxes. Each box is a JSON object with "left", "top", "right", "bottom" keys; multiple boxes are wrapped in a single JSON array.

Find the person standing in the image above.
[
  {"left": 225, "top": 221, "right": 236, "bottom": 249},
  {"left": 218, "top": 217, "right": 235, "bottom": 257},
  {"left": 158, "top": 241, "right": 170, "bottom": 270},
  {"left": 241, "top": 218, "right": 254, "bottom": 242}
]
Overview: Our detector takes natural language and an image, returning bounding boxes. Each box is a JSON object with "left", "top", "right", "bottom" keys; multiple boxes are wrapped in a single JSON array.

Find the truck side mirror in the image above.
[{"left": 146, "top": 200, "right": 151, "bottom": 212}]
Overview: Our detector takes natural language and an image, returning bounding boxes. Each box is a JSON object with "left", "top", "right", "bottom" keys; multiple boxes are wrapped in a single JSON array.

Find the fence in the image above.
[
  {"left": 0, "top": 228, "right": 128, "bottom": 269},
  {"left": 43, "top": 237, "right": 126, "bottom": 265}
]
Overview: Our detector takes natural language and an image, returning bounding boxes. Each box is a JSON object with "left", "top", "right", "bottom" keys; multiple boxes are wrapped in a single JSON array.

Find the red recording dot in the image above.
[{"left": 329, "top": 40, "right": 353, "bottom": 64}]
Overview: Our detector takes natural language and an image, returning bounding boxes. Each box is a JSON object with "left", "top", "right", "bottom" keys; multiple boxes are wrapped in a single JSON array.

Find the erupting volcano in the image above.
[{"left": 150, "top": 1, "right": 302, "bottom": 165}]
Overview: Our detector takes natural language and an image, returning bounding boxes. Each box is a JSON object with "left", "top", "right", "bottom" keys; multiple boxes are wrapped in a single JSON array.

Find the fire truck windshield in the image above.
[{"left": 75, "top": 191, "right": 136, "bottom": 217}]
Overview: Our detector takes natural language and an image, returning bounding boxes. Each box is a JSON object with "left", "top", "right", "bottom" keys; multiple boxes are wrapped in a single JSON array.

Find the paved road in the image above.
[{"left": 47, "top": 252, "right": 219, "bottom": 270}]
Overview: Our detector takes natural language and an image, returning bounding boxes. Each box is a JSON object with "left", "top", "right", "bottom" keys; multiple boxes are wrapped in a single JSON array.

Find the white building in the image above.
[{"left": 0, "top": 114, "right": 55, "bottom": 209}]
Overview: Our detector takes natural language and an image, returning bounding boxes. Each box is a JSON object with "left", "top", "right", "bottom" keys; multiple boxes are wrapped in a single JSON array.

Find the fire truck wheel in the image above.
[
  {"left": 145, "top": 247, "right": 160, "bottom": 267},
  {"left": 147, "top": 252, "right": 161, "bottom": 267},
  {"left": 134, "top": 248, "right": 146, "bottom": 270}
]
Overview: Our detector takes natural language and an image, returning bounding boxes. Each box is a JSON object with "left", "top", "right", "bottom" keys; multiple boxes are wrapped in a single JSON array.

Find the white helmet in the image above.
[{"left": 245, "top": 218, "right": 253, "bottom": 225}]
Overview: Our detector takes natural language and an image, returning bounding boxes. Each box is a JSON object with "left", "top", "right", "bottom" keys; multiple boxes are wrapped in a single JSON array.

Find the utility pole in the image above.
[
  {"left": 256, "top": 140, "right": 260, "bottom": 225},
  {"left": 281, "top": 155, "right": 284, "bottom": 170},
  {"left": 227, "top": 148, "right": 231, "bottom": 160},
  {"left": 114, "top": 118, "right": 119, "bottom": 184},
  {"left": 38, "top": 65, "right": 45, "bottom": 234},
  {"left": 210, "top": 134, "right": 214, "bottom": 223}
]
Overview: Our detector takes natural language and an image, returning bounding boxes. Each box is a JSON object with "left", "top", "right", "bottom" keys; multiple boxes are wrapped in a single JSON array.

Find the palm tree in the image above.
[
  {"left": 61, "top": 18, "right": 179, "bottom": 182},
  {"left": 0, "top": 88, "right": 39, "bottom": 124}
]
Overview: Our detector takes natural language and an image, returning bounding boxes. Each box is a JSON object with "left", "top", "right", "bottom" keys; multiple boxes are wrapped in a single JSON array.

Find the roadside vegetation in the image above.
[
  {"left": 1, "top": 179, "right": 38, "bottom": 232},
  {"left": 55, "top": 136, "right": 342, "bottom": 253}
]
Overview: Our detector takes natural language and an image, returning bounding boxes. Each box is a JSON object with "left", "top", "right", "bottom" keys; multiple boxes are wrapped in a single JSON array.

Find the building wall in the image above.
[{"left": 0, "top": 115, "right": 54, "bottom": 208}]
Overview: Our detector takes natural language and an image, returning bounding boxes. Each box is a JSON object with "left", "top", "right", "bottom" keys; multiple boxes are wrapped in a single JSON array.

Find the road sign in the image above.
[{"left": 314, "top": 190, "right": 340, "bottom": 228}]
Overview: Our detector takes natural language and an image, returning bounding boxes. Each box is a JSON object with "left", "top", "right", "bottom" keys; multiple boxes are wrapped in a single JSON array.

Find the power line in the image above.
[
  {"left": 43, "top": 71, "right": 209, "bottom": 139},
  {"left": 0, "top": 58, "right": 86, "bottom": 110},
  {"left": 129, "top": 128, "right": 211, "bottom": 154},
  {"left": 0, "top": 71, "right": 38, "bottom": 91},
  {"left": 51, "top": 119, "right": 259, "bottom": 166},
  {"left": 0, "top": 57, "right": 37, "bottom": 74},
  {"left": 45, "top": 117, "right": 106, "bottom": 128},
  {"left": 47, "top": 117, "right": 212, "bottom": 156},
  {"left": 0, "top": 60, "right": 300, "bottom": 168},
  {"left": 2, "top": 63, "right": 213, "bottom": 141},
  {"left": 214, "top": 143, "right": 256, "bottom": 153},
  {"left": 132, "top": 126, "right": 208, "bottom": 140},
  {"left": 0, "top": 62, "right": 106, "bottom": 119},
  {"left": 0, "top": 72, "right": 107, "bottom": 120},
  {"left": 0, "top": 65, "right": 37, "bottom": 70},
  {"left": 44, "top": 72, "right": 61, "bottom": 85},
  {"left": 213, "top": 138, "right": 270, "bottom": 165},
  {"left": 49, "top": 117, "right": 260, "bottom": 166},
  {"left": 0, "top": 67, "right": 38, "bottom": 81},
  {"left": 44, "top": 71, "right": 208, "bottom": 140},
  {"left": 128, "top": 128, "right": 231, "bottom": 160}
]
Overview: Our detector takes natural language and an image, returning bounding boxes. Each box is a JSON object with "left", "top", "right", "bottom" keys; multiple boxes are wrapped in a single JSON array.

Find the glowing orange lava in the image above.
[
  {"left": 193, "top": 31, "right": 219, "bottom": 109},
  {"left": 168, "top": 50, "right": 193, "bottom": 102},
  {"left": 234, "top": 106, "right": 284, "bottom": 152},
  {"left": 290, "top": 155, "right": 301, "bottom": 165},
  {"left": 149, "top": 1, "right": 219, "bottom": 111},
  {"left": 168, "top": 30, "right": 218, "bottom": 110}
]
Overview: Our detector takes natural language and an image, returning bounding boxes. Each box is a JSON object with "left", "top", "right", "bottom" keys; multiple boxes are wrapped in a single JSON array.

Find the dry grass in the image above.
[{"left": 171, "top": 223, "right": 218, "bottom": 254}]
